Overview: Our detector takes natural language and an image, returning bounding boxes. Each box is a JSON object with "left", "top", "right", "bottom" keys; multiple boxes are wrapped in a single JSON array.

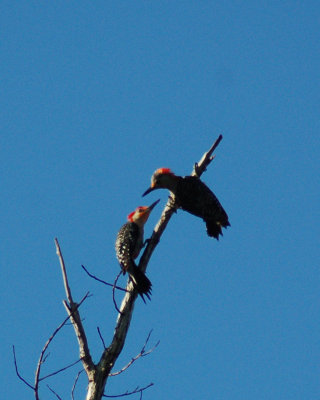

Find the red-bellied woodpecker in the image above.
[
  {"left": 115, "top": 199, "right": 160, "bottom": 302},
  {"left": 143, "top": 168, "right": 230, "bottom": 239}
]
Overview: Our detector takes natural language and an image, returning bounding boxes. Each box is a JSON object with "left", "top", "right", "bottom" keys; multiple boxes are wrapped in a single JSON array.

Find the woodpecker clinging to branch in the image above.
[
  {"left": 115, "top": 199, "right": 160, "bottom": 302},
  {"left": 143, "top": 169, "right": 230, "bottom": 239}
]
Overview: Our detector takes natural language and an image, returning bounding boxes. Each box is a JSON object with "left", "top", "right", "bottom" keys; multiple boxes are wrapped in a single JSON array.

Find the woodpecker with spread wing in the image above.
[
  {"left": 115, "top": 199, "right": 160, "bottom": 302},
  {"left": 143, "top": 168, "right": 229, "bottom": 239}
]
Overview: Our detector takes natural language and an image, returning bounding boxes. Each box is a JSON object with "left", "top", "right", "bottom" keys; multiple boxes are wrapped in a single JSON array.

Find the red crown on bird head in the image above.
[
  {"left": 154, "top": 168, "right": 174, "bottom": 176},
  {"left": 127, "top": 206, "right": 148, "bottom": 222}
]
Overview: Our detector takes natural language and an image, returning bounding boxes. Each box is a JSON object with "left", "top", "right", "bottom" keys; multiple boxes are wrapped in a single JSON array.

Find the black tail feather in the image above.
[
  {"left": 129, "top": 267, "right": 152, "bottom": 303},
  {"left": 205, "top": 219, "right": 230, "bottom": 240}
]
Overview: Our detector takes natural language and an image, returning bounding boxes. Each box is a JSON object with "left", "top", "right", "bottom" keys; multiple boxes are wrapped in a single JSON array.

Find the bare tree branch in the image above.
[
  {"left": 97, "top": 327, "right": 107, "bottom": 349},
  {"left": 13, "top": 293, "right": 89, "bottom": 398},
  {"left": 103, "top": 383, "right": 154, "bottom": 398},
  {"left": 55, "top": 237, "right": 73, "bottom": 304},
  {"left": 81, "top": 264, "right": 127, "bottom": 292},
  {"left": 72, "top": 370, "right": 84, "bottom": 400},
  {"left": 192, "top": 134, "right": 223, "bottom": 177},
  {"left": 90, "top": 282, "right": 138, "bottom": 398},
  {"left": 55, "top": 238, "right": 95, "bottom": 376},
  {"left": 47, "top": 384, "right": 63, "bottom": 400},
  {"left": 40, "top": 358, "right": 82, "bottom": 381},
  {"left": 34, "top": 292, "right": 90, "bottom": 399},
  {"left": 12, "top": 345, "right": 35, "bottom": 390},
  {"left": 109, "top": 330, "right": 159, "bottom": 377}
]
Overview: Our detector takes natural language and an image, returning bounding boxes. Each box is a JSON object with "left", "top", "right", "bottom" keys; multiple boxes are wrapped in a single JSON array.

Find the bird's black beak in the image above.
[
  {"left": 142, "top": 186, "right": 155, "bottom": 197},
  {"left": 148, "top": 199, "right": 160, "bottom": 211}
]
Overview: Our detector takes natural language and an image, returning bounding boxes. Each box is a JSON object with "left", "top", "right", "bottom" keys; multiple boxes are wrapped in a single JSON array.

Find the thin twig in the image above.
[
  {"left": 12, "top": 345, "right": 35, "bottom": 390},
  {"left": 103, "top": 383, "right": 154, "bottom": 398},
  {"left": 113, "top": 271, "right": 125, "bottom": 314},
  {"left": 97, "top": 327, "right": 107, "bottom": 349},
  {"left": 109, "top": 330, "right": 159, "bottom": 377},
  {"left": 47, "top": 384, "right": 63, "bottom": 400},
  {"left": 81, "top": 264, "right": 127, "bottom": 292},
  {"left": 71, "top": 370, "right": 83, "bottom": 400},
  {"left": 40, "top": 358, "right": 82, "bottom": 381}
]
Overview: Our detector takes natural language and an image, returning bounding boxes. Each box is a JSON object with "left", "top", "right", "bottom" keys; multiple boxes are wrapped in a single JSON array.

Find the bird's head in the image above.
[
  {"left": 142, "top": 168, "right": 176, "bottom": 196},
  {"left": 127, "top": 199, "right": 160, "bottom": 225}
]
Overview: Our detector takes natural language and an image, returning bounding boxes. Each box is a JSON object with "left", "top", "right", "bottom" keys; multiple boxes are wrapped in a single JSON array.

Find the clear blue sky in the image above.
[{"left": 1, "top": 1, "right": 319, "bottom": 399}]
